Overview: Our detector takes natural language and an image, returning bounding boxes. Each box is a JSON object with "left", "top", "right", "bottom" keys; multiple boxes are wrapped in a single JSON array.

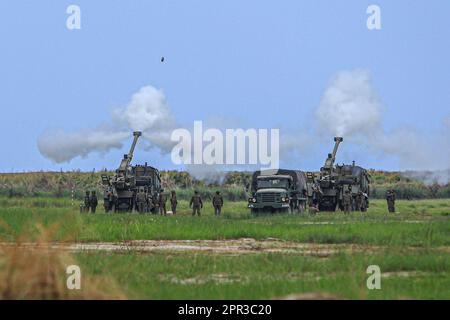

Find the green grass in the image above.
[
  {"left": 73, "top": 249, "right": 450, "bottom": 299},
  {"left": 0, "top": 196, "right": 449, "bottom": 299},
  {"left": 0, "top": 198, "right": 449, "bottom": 246}
]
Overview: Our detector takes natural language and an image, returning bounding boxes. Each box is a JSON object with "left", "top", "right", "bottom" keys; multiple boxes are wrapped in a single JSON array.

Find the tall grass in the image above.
[{"left": 0, "top": 223, "right": 124, "bottom": 299}]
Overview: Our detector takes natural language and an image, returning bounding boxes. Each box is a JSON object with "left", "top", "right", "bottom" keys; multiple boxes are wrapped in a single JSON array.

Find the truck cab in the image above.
[
  {"left": 248, "top": 170, "right": 308, "bottom": 214},
  {"left": 249, "top": 175, "right": 292, "bottom": 212}
]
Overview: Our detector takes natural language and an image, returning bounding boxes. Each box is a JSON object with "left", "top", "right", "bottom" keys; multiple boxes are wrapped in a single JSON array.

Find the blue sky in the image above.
[{"left": 0, "top": 1, "right": 449, "bottom": 172}]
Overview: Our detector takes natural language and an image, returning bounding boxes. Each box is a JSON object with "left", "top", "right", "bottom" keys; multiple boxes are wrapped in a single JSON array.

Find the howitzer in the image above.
[
  {"left": 317, "top": 136, "right": 371, "bottom": 212},
  {"left": 101, "top": 131, "right": 161, "bottom": 213},
  {"left": 322, "top": 137, "right": 343, "bottom": 172},
  {"left": 118, "top": 131, "right": 142, "bottom": 172},
  {"left": 317, "top": 137, "right": 344, "bottom": 210}
]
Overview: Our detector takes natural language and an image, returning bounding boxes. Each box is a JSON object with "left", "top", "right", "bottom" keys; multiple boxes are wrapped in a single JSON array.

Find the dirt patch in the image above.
[
  {"left": 0, "top": 239, "right": 379, "bottom": 256},
  {"left": 160, "top": 273, "right": 246, "bottom": 285},
  {"left": 72, "top": 239, "right": 381, "bottom": 256},
  {"left": 275, "top": 292, "right": 342, "bottom": 300},
  {"left": 248, "top": 219, "right": 434, "bottom": 226},
  {"left": 2, "top": 238, "right": 448, "bottom": 256},
  {"left": 381, "top": 271, "right": 432, "bottom": 278}
]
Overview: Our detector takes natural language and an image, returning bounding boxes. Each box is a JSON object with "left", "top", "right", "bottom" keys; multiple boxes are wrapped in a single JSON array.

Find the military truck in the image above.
[
  {"left": 101, "top": 131, "right": 161, "bottom": 213},
  {"left": 316, "top": 137, "right": 371, "bottom": 211},
  {"left": 247, "top": 169, "right": 308, "bottom": 214}
]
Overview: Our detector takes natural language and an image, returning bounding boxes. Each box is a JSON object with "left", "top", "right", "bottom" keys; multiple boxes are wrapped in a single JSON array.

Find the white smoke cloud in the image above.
[
  {"left": 37, "top": 127, "right": 129, "bottom": 163},
  {"left": 112, "top": 86, "right": 172, "bottom": 132},
  {"left": 404, "top": 170, "right": 450, "bottom": 186},
  {"left": 185, "top": 164, "right": 227, "bottom": 185},
  {"left": 315, "top": 69, "right": 450, "bottom": 178},
  {"left": 316, "top": 69, "right": 383, "bottom": 138},
  {"left": 37, "top": 72, "right": 450, "bottom": 186},
  {"left": 38, "top": 85, "right": 177, "bottom": 163},
  {"left": 112, "top": 86, "right": 177, "bottom": 153}
]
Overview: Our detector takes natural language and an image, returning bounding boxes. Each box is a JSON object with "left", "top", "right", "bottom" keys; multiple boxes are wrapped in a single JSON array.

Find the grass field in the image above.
[{"left": 0, "top": 196, "right": 449, "bottom": 299}]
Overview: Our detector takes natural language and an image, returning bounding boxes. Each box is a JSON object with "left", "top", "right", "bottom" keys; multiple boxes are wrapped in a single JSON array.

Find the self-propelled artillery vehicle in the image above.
[
  {"left": 101, "top": 131, "right": 161, "bottom": 212},
  {"left": 315, "top": 137, "right": 371, "bottom": 211}
]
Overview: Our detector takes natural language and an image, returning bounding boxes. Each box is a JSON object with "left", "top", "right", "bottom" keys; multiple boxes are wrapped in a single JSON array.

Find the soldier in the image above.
[
  {"left": 103, "top": 187, "right": 113, "bottom": 213},
  {"left": 354, "top": 191, "right": 363, "bottom": 212},
  {"left": 386, "top": 189, "right": 396, "bottom": 213},
  {"left": 190, "top": 190, "right": 203, "bottom": 216},
  {"left": 147, "top": 192, "right": 154, "bottom": 213},
  {"left": 212, "top": 191, "right": 224, "bottom": 216},
  {"left": 103, "top": 192, "right": 110, "bottom": 213},
  {"left": 342, "top": 190, "right": 351, "bottom": 214},
  {"left": 170, "top": 190, "right": 178, "bottom": 215},
  {"left": 290, "top": 192, "right": 298, "bottom": 213},
  {"left": 347, "top": 185, "right": 355, "bottom": 211},
  {"left": 136, "top": 188, "right": 147, "bottom": 214},
  {"left": 90, "top": 191, "right": 98, "bottom": 213},
  {"left": 158, "top": 189, "right": 167, "bottom": 215},
  {"left": 84, "top": 191, "right": 91, "bottom": 213},
  {"left": 360, "top": 192, "right": 368, "bottom": 212},
  {"left": 107, "top": 190, "right": 114, "bottom": 212},
  {"left": 110, "top": 193, "right": 117, "bottom": 213},
  {"left": 311, "top": 183, "right": 323, "bottom": 207}
]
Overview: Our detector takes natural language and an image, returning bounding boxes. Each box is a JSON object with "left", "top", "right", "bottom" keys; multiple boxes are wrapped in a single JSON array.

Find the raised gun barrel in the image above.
[
  {"left": 323, "top": 137, "right": 343, "bottom": 170},
  {"left": 118, "top": 131, "right": 142, "bottom": 172}
]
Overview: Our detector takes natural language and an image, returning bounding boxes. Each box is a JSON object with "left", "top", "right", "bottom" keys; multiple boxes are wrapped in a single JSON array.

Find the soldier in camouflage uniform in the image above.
[
  {"left": 158, "top": 189, "right": 167, "bottom": 215},
  {"left": 354, "top": 191, "right": 363, "bottom": 212},
  {"left": 136, "top": 188, "right": 147, "bottom": 214},
  {"left": 103, "top": 190, "right": 110, "bottom": 213},
  {"left": 190, "top": 190, "right": 203, "bottom": 216},
  {"left": 212, "top": 191, "right": 224, "bottom": 216},
  {"left": 360, "top": 192, "right": 368, "bottom": 212},
  {"left": 342, "top": 190, "right": 352, "bottom": 214},
  {"left": 347, "top": 185, "right": 355, "bottom": 211},
  {"left": 146, "top": 192, "right": 154, "bottom": 213},
  {"left": 311, "top": 183, "right": 323, "bottom": 208},
  {"left": 84, "top": 191, "right": 91, "bottom": 213},
  {"left": 170, "top": 190, "right": 178, "bottom": 215},
  {"left": 386, "top": 189, "right": 396, "bottom": 213},
  {"left": 90, "top": 191, "right": 98, "bottom": 213},
  {"left": 104, "top": 187, "right": 113, "bottom": 213}
]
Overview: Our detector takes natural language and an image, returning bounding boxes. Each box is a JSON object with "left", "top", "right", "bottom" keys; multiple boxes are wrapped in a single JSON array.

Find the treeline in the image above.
[{"left": 0, "top": 170, "right": 449, "bottom": 201}]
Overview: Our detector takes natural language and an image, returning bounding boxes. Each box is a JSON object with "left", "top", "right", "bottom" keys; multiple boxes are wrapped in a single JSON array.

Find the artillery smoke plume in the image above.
[
  {"left": 112, "top": 86, "right": 177, "bottom": 153},
  {"left": 315, "top": 69, "right": 450, "bottom": 184},
  {"left": 38, "top": 128, "right": 129, "bottom": 163},
  {"left": 185, "top": 164, "right": 228, "bottom": 185},
  {"left": 37, "top": 71, "right": 449, "bottom": 186},
  {"left": 316, "top": 69, "right": 383, "bottom": 138},
  {"left": 38, "top": 86, "right": 177, "bottom": 163}
]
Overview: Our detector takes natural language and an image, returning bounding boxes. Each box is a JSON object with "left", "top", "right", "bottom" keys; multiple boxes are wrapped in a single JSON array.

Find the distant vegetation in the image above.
[{"left": 0, "top": 170, "right": 449, "bottom": 201}]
